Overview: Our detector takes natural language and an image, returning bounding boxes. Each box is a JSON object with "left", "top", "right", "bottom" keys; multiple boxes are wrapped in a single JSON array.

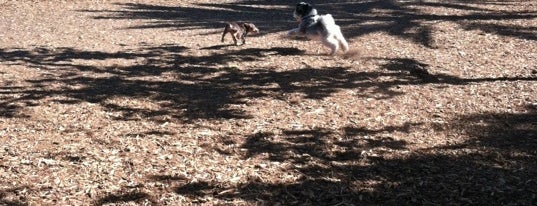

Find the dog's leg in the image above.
[
  {"left": 221, "top": 30, "right": 228, "bottom": 42},
  {"left": 222, "top": 24, "right": 232, "bottom": 43},
  {"left": 322, "top": 35, "right": 340, "bottom": 55},
  {"left": 338, "top": 38, "right": 349, "bottom": 53},
  {"left": 241, "top": 32, "right": 247, "bottom": 45},
  {"left": 335, "top": 28, "right": 349, "bottom": 53},
  {"left": 232, "top": 33, "right": 239, "bottom": 45}
]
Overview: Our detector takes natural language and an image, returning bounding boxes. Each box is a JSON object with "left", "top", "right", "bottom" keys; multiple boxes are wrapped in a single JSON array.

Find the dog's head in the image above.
[
  {"left": 242, "top": 23, "right": 259, "bottom": 33},
  {"left": 293, "top": 2, "right": 314, "bottom": 20}
]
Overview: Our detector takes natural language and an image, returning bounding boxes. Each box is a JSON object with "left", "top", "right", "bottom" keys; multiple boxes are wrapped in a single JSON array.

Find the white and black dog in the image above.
[{"left": 287, "top": 2, "right": 349, "bottom": 55}]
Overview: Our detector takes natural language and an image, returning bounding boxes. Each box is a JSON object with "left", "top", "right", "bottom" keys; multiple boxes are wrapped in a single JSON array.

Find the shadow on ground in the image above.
[
  {"left": 1, "top": 46, "right": 536, "bottom": 121},
  {"left": 164, "top": 106, "right": 536, "bottom": 205},
  {"left": 82, "top": 0, "right": 537, "bottom": 46},
  {"left": 1, "top": 1, "right": 536, "bottom": 205},
  {"left": 0, "top": 187, "right": 29, "bottom": 206}
]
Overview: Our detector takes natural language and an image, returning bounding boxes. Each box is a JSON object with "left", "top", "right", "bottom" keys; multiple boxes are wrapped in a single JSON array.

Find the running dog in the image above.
[
  {"left": 221, "top": 22, "right": 259, "bottom": 46},
  {"left": 287, "top": 2, "right": 349, "bottom": 55}
]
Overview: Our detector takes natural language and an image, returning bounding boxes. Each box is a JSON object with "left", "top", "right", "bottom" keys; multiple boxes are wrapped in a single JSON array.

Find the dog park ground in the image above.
[{"left": 1, "top": 0, "right": 536, "bottom": 205}]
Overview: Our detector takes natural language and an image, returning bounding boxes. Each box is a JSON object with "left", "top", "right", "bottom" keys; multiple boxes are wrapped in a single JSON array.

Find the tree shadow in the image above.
[
  {"left": 81, "top": 2, "right": 293, "bottom": 33},
  {"left": 0, "top": 187, "right": 29, "bottom": 206},
  {"left": 462, "top": 22, "right": 537, "bottom": 40},
  {"left": 171, "top": 125, "right": 415, "bottom": 205},
  {"left": 80, "top": 0, "right": 537, "bottom": 47},
  {"left": 316, "top": 0, "right": 537, "bottom": 46},
  {"left": 378, "top": 57, "right": 537, "bottom": 85},
  {"left": 2, "top": 46, "right": 535, "bottom": 121},
  {"left": 372, "top": 104, "right": 537, "bottom": 205},
  {"left": 167, "top": 109, "right": 537, "bottom": 204},
  {"left": 124, "top": 130, "right": 176, "bottom": 138},
  {"left": 447, "top": 104, "right": 537, "bottom": 155},
  {"left": 0, "top": 46, "right": 304, "bottom": 121},
  {"left": 170, "top": 151, "right": 536, "bottom": 204},
  {"left": 363, "top": 152, "right": 537, "bottom": 205},
  {"left": 95, "top": 191, "right": 156, "bottom": 206}
]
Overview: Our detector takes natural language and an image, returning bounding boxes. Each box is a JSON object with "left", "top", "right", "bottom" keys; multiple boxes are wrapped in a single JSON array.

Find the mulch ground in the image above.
[{"left": 1, "top": 0, "right": 536, "bottom": 205}]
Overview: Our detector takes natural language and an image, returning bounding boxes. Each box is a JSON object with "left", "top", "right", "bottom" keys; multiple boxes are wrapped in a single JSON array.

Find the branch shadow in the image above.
[
  {"left": 2, "top": 46, "right": 535, "bottom": 121},
  {"left": 0, "top": 187, "right": 29, "bottom": 206},
  {"left": 95, "top": 191, "right": 156, "bottom": 206},
  {"left": 377, "top": 57, "right": 537, "bottom": 85},
  {"left": 317, "top": 0, "right": 537, "bottom": 46},
  {"left": 81, "top": 1, "right": 294, "bottom": 34},
  {"left": 447, "top": 104, "right": 537, "bottom": 155},
  {"left": 0, "top": 46, "right": 302, "bottom": 121},
  {"left": 80, "top": 0, "right": 537, "bottom": 47},
  {"left": 168, "top": 111, "right": 537, "bottom": 204},
  {"left": 462, "top": 22, "right": 537, "bottom": 40},
  {"left": 171, "top": 125, "right": 415, "bottom": 205}
]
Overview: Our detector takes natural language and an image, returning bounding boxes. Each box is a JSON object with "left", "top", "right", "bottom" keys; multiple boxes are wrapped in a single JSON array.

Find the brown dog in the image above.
[{"left": 221, "top": 22, "right": 259, "bottom": 45}]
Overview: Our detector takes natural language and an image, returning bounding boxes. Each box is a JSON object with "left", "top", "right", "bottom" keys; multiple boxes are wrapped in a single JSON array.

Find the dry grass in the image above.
[{"left": 1, "top": 0, "right": 536, "bottom": 205}]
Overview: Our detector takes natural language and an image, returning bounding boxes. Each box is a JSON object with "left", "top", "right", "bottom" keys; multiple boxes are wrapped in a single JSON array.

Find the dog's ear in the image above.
[
  {"left": 243, "top": 23, "right": 259, "bottom": 33},
  {"left": 296, "top": 2, "right": 312, "bottom": 15},
  {"left": 296, "top": 2, "right": 310, "bottom": 7},
  {"left": 242, "top": 23, "right": 251, "bottom": 29}
]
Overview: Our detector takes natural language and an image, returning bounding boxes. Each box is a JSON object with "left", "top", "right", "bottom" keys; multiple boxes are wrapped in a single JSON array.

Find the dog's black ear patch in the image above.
[{"left": 296, "top": 2, "right": 313, "bottom": 16}]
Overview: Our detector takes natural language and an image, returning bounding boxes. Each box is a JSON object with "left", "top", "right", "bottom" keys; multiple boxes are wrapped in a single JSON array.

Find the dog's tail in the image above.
[{"left": 320, "top": 14, "right": 349, "bottom": 53}]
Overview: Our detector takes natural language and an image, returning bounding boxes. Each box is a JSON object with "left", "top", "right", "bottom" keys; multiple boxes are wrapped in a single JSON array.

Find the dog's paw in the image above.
[
  {"left": 278, "top": 31, "right": 292, "bottom": 39},
  {"left": 287, "top": 31, "right": 294, "bottom": 36},
  {"left": 287, "top": 29, "right": 300, "bottom": 36}
]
